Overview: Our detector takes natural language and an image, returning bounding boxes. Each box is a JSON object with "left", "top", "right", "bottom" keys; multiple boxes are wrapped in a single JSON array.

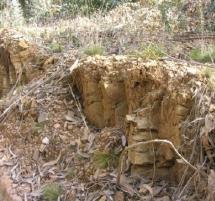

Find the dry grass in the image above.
[{"left": 6, "top": 3, "right": 165, "bottom": 56}]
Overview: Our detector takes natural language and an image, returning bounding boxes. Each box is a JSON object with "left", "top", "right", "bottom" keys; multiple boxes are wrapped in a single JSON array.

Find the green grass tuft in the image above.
[
  {"left": 84, "top": 45, "right": 104, "bottom": 56},
  {"left": 42, "top": 183, "right": 62, "bottom": 201},
  {"left": 49, "top": 42, "right": 63, "bottom": 53},
  {"left": 130, "top": 43, "right": 165, "bottom": 60},
  {"left": 190, "top": 47, "right": 215, "bottom": 63},
  {"left": 93, "top": 150, "right": 119, "bottom": 169}
]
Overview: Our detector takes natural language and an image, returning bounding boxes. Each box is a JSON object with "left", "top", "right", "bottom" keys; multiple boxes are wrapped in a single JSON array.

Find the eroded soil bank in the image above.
[
  {"left": 72, "top": 56, "right": 214, "bottom": 181},
  {"left": 0, "top": 29, "right": 215, "bottom": 200}
]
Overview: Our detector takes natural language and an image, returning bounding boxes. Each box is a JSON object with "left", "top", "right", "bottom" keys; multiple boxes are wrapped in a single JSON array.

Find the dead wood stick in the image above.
[{"left": 117, "top": 139, "right": 198, "bottom": 185}]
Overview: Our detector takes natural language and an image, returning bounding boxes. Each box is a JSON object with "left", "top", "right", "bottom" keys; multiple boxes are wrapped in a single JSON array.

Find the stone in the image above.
[{"left": 42, "top": 137, "right": 49, "bottom": 145}]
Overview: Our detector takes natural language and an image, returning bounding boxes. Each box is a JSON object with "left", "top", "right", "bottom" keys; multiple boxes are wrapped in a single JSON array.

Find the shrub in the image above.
[{"left": 42, "top": 183, "right": 62, "bottom": 201}]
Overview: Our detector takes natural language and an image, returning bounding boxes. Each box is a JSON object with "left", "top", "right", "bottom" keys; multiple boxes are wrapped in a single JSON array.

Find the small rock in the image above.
[
  {"left": 209, "top": 105, "right": 215, "bottom": 112},
  {"left": 38, "top": 111, "right": 48, "bottom": 123},
  {"left": 42, "top": 137, "right": 49, "bottom": 145}
]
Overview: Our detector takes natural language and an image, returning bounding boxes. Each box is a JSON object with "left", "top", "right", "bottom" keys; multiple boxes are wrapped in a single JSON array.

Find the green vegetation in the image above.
[
  {"left": 49, "top": 42, "right": 63, "bottom": 53},
  {"left": 42, "top": 183, "right": 62, "bottom": 201},
  {"left": 84, "top": 45, "right": 104, "bottom": 56},
  {"left": 190, "top": 47, "right": 215, "bottom": 63},
  {"left": 93, "top": 150, "right": 119, "bottom": 169},
  {"left": 130, "top": 44, "right": 165, "bottom": 60}
]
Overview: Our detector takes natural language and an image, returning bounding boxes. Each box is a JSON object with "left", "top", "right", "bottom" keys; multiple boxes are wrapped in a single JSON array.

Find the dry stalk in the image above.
[
  {"left": 68, "top": 59, "right": 90, "bottom": 132},
  {"left": 117, "top": 139, "right": 198, "bottom": 185},
  {"left": 68, "top": 84, "right": 89, "bottom": 132}
]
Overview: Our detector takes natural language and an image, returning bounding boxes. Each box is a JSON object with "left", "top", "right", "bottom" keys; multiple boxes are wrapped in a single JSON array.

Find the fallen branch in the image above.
[{"left": 117, "top": 139, "right": 198, "bottom": 185}]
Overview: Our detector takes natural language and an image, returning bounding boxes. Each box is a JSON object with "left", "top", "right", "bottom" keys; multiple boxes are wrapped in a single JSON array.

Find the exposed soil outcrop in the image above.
[
  {"left": 73, "top": 56, "right": 204, "bottom": 180},
  {"left": 0, "top": 29, "right": 52, "bottom": 97}
]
